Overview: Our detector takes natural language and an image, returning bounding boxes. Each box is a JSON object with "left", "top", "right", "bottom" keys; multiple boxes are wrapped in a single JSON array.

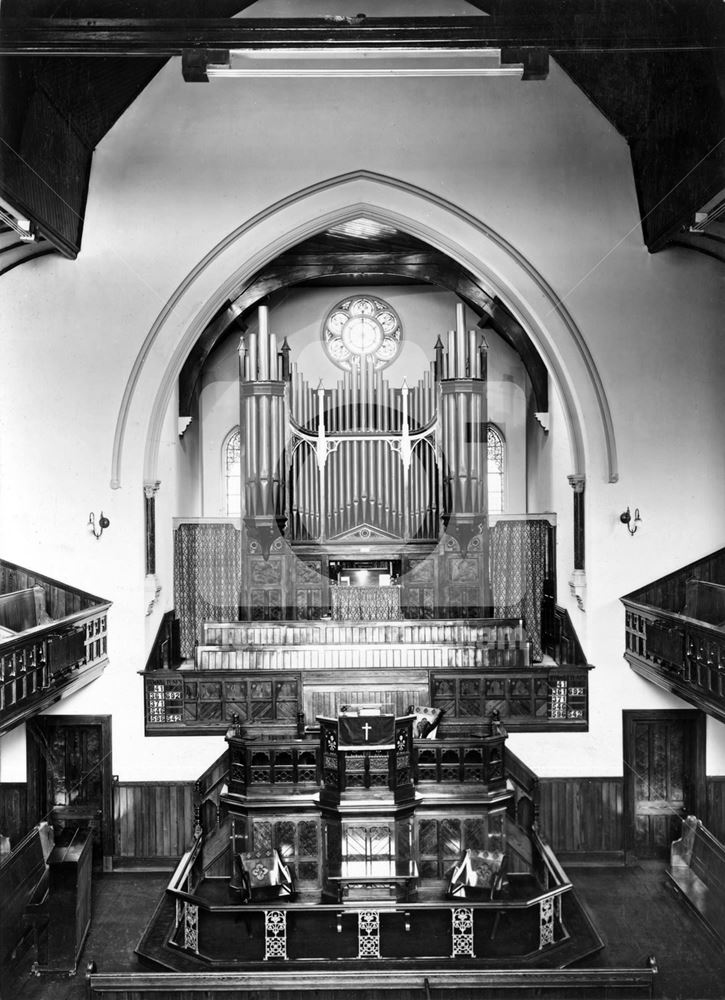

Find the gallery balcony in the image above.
[
  {"left": 622, "top": 547, "right": 725, "bottom": 724},
  {"left": 0, "top": 558, "right": 111, "bottom": 736}
]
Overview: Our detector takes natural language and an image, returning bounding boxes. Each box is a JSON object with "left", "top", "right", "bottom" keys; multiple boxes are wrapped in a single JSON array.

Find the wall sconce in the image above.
[
  {"left": 89, "top": 511, "right": 110, "bottom": 540},
  {"left": 620, "top": 506, "right": 641, "bottom": 536}
]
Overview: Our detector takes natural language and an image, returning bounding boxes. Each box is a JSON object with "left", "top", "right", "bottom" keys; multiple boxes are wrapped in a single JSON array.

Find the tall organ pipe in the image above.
[
  {"left": 247, "top": 332, "right": 258, "bottom": 383},
  {"left": 469, "top": 330, "right": 478, "bottom": 378},
  {"left": 258, "top": 306, "right": 269, "bottom": 380}
]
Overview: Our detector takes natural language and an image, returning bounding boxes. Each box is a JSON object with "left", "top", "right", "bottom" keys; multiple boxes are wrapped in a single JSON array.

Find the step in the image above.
[
  {"left": 194, "top": 643, "right": 531, "bottom": 672},
  {"left": 202, "top": 619, "right": 525, "bottom": 648}
]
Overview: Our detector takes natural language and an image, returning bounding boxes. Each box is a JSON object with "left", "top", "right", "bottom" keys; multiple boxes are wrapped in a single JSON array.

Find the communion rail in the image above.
[{"left": 163, "top": 839, "right": 573, "bottom": 965}]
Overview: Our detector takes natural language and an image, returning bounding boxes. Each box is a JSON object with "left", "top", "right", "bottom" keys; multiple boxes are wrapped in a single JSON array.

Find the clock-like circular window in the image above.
[{"left": 322, "top": 296, "right": 402, "bottom": 371}]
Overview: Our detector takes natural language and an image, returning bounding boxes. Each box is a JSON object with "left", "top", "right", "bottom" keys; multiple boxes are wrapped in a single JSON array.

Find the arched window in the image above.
[
  {"left": 487, "top": 424, "right": 505, "bottom": 515},
  {"left": 224, "top": 428, "right": 241, "bottom": 516}
]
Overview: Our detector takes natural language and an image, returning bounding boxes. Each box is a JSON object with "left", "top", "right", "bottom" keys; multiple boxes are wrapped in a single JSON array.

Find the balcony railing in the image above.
[
  {"left": 622, "top": 547, "right": 725, "bottom": 724},
  {"left": 0, "top": 559, "right": 111, "bottom": 736}
]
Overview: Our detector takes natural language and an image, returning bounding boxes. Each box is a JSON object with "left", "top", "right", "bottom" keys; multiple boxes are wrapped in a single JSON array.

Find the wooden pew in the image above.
[
  {"left": 668, "top": 815, "right": 725, "bottom": 943},
  {"left": 683, "top": 578, "right": 725, "bottom": 627},
  {"left": 86, "top": 963, "right": 658, "bottom": 998},
  {"left": 0, "top": 822, "right": 54, "bottom": 971},
  {"left": 0, "top": 586, "right": 49, "bottom": 634}
]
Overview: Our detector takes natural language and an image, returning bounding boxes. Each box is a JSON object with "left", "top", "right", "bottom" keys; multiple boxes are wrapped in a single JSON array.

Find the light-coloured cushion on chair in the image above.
[
  {"left": 409, "top": 705, "right": 442, "bottom": 739},
  {"left": 467, "top": 850, "right": 504, "bottom": 887}
]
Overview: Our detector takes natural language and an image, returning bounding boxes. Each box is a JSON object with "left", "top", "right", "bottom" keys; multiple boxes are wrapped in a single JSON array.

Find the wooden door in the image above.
[
  {"left": 27, "top": 716, "right": 113, "bottom": 871},
  {"left": 623, "top": 710, "right": 705, "bottom": 860}
]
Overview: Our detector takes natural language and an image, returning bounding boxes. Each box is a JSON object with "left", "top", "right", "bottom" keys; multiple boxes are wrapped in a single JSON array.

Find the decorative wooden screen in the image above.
[{"left": 143, "top": 671, "right": 300, "bottom": 735}]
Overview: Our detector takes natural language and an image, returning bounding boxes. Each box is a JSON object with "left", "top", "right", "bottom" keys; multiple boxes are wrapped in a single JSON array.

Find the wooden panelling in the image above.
[
  {"left": 0, "top": 782, "right": 28, "bottom": 848},
  {"left": 707, "top": 777, "right": 725, "bottom": 844},
  {"left": 538, "top": 777, "right": 624, "bottom": 863},
  {"left": 0, "top": 557, "right": 105, "bottom": 617},
  {"left": 112, "top": 775, "right": 725, "bottom": 866},
  {"left": 113, "top": 782, "right": 195, "bottom": 864},
  {"left": 144, "top": 611, "right": 181, "bottom": 673},
  {"left": 303, "top": 686, "right": 426, "bottom": 721},
  {"left": 624, "top": 546, "right": 725, "bottom": 616}
]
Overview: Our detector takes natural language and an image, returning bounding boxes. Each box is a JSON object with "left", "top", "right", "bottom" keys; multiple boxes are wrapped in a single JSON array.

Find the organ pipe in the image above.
[{"left": 240, "top": 300, "right": 487, "bottom": 546}]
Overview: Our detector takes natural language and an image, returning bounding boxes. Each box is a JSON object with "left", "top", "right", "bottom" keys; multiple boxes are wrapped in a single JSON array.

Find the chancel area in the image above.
[{"left": 0, "top": 3, "right": 724, "bottom": 999}]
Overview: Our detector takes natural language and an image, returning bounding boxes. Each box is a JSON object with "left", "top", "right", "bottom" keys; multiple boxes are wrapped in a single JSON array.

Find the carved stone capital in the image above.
[
  {"left": 567, "top": 474, "right": 586, "bottom": 493},
  {"left": 569, "top": 569, "right": 586, "bottom": 612},
  {"left": 145, "top": 574, "right": 162, "bottom": 616},
  {"left": 143, "top": 480, "right": 161, "bottom": 500}
]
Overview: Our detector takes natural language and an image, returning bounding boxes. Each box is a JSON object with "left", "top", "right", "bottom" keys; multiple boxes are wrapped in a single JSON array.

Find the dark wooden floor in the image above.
[{"left": 7, "top": 862, "right": 725, "bottom": 1000}]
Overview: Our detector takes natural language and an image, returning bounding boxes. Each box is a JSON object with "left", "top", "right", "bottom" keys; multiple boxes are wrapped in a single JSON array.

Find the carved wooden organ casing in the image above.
[{"left": 239, "top": 303, "right": 490, "bottom": 619}]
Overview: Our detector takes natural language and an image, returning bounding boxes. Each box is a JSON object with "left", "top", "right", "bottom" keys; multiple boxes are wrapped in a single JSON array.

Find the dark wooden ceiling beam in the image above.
[{"left": 0, "top": 13, "right": 721, "bottom": 56}]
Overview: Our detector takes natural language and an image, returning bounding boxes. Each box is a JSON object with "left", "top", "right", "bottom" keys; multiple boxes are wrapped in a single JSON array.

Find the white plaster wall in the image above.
[{"left": 0, "top": 57, "right": 723, "bottom": 782}]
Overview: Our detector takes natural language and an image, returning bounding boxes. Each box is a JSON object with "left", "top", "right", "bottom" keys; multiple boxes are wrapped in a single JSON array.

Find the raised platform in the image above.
[
  {"left": 143, "top": 616, "right": 589, "bottom": 737},
  {"left": 135, "top": 873, "right": 604, "bottom": 972}
]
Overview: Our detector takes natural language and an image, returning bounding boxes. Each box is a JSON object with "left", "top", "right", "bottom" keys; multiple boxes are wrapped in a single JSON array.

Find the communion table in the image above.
[{"left": 331, "top": 585, "right": 402, "bottom": 621}]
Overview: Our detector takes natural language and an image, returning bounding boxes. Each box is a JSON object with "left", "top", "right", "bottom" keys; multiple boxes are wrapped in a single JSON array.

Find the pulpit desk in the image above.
[{"left": 327, "top": 859, "right": 419, "bottom": 904}]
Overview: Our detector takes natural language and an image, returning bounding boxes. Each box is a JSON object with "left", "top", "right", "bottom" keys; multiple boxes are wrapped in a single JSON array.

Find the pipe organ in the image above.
[{"left": 239, "top": 302, "right": 491, "bottom": 620}]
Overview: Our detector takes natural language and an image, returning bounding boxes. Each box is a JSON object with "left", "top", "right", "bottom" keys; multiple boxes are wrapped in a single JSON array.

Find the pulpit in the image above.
[
  {"left": 317, "top": 709, "right": 418, "bottom": 903},
  {"left": 317, "top": 708, "right": 415, "bottom": 805}
]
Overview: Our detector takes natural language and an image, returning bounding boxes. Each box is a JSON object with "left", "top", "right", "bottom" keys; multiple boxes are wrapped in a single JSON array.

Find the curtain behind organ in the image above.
[
  {"left": 174, "top": 523, "right": 242, "bottom": 657},
  {"left": 490, "top": 520, "right": 548, "bottom": 661}
]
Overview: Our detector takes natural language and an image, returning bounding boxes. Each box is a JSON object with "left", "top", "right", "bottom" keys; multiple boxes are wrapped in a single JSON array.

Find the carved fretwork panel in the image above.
[
  {"left": 251, "top": 816, "right": 321, "bottom": 885},
  {"left": 416, "top": 813, "right": 502, "bottom": 879}
]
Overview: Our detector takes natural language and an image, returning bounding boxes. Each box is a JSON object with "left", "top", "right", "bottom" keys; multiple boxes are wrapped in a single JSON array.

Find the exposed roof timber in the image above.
[
  {"left": 0, "top": 11, "right": 722, "bottom": 56},
  {"left": 0, "top": 1, "right": 248, "bottom": 258},
  {"left": 554, "top": 49, "right": 725, "bottom": 251},
  {"left": 669, "top": 230, "right": 725, "bottom": 264},
  {"left": 1, "top": 4, "right": 722, "bottom": 263},
  {"left": 178, "top": 251, "right": 549, "bottom": 419},
  {"left": 0, "top": 223, "right": 56, "bottom": 275}
]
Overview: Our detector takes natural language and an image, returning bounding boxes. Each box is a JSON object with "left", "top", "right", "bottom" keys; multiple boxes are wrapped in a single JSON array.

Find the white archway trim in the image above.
[{"left": 110, "top": 170, "right": 618, "bottom": 490}]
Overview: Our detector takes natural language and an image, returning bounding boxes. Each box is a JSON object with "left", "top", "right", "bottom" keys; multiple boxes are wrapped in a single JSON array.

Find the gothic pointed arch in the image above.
[{"left": 109, "top": 170, "right": 618, "bottom": 491}]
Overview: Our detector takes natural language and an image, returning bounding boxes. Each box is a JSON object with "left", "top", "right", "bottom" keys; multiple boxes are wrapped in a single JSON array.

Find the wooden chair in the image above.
[
  {"left": 236, "top": 850, "right": 296, "bottom": 904},
  {"left": 447, "top": 848, "right": 508, "bottom": 900},
  {"left": 448, "top": 848, "right": 509, "bottom": 940},
  {"left": 407, "top": 705, "right": 443, "bottom": 739}
]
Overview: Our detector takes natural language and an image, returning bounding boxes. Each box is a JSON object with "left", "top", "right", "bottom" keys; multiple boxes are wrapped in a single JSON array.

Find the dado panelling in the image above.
[
  {"left": 113, "top": 781, "right": 195, "bottom": 863},
  {"left": 0, "top": 782, "right": 28, "bottom": 846},
  {"left": 108, "top": 776, "right": 725, "bottom": 864},
  {"left": 706, "top": 776, "right": 725, "bottom": 844},
  {"left": 537, "top": 777, "right": 624, "bottom": 862}
]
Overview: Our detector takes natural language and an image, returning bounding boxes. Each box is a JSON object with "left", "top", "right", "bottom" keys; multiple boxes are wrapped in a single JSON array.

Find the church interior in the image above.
[{"left": 0, "top": 2, "right": 724, "bottom": 998}]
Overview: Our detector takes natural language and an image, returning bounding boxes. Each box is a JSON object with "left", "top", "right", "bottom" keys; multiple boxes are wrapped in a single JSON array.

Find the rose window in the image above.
[{"left": 322, "top": 296, "right": 402, "bottom": 371}]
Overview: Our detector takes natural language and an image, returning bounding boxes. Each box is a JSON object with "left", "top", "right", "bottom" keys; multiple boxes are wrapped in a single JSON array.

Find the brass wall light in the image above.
[
  {"left": 89, "top": 511, "right": 110, "bottom": 540},
  {"left": 620, "top": 507, "right": 641, "bottom": 536}
]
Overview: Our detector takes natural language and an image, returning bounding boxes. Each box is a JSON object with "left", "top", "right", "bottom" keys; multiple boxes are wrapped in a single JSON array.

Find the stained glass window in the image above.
[
  {"left": 225, "top": 428, "right": 241, "bottom": 516},
  {"left": 487, "top": 424, "right": 505, "bottom": 514}
]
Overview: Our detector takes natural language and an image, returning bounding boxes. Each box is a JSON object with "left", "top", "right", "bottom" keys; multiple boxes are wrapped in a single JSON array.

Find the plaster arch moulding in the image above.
[{"left": 109, "top": 170, "right": 618, "bottom": 492}]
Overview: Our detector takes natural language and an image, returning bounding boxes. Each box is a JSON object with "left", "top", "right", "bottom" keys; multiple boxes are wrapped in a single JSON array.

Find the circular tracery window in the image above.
[{"left": 322, "top": 296, "right": 402, "bottom": 371}]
